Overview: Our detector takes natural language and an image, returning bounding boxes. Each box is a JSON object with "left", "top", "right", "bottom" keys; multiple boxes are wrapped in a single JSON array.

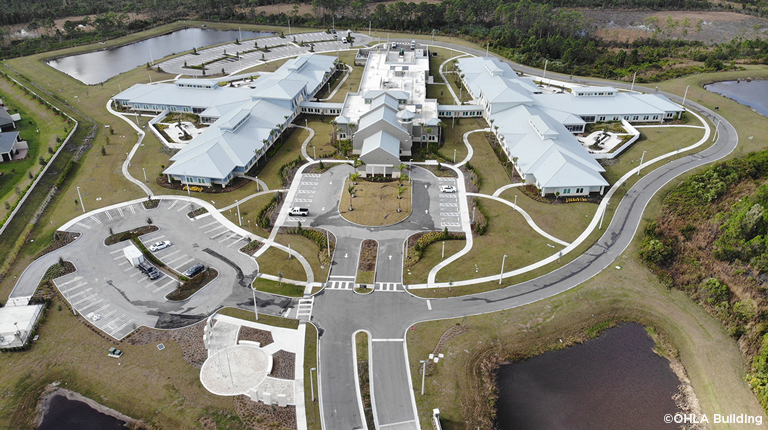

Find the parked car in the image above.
[
  {"left": 289, "top": 207, "right": 309, "bottom": 216},
  {"left": 149, "top": 240, "right": 171, "bottom": 252},
  {"left": 342, "top": 37, "right": 348, "bottom": 43},
  {"left": 138, "top": 261, "right": 162, "bottom": 280},
  {"left": 391, "top": 42, "right": 397, "bottom": 49},
  {"left": 184, "top": 263, "right": 205, "bottom": 278},
  {"left": 440, "top": 185, "right": 457, "bottom": 193}
]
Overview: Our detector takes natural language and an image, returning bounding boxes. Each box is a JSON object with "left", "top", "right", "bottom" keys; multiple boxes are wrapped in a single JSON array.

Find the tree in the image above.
[
  {"left": 394, "top": 163, "right": 408, "bottom": 183},
  {"left": 350, "top": 172, "right": 359, "bottom": 185},
  {"left": 347, "top": 185, "right": 356, "bottom": 211}
]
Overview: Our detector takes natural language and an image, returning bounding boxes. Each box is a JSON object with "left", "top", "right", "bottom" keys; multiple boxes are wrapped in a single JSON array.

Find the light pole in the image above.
[
  {"left": 513, "top": 194, "right": 517, "bottom": 210},
  {"left": 236, "top": 199, "right": 242, "bottom": 226},
  {"left": 453, "top": 148, "right": 456, "bottom": 163},
  {"left": 499, "top": 254, "right": 507, "bottom": 284},
  {"left": 631, "top": 71, "right": 636, "bottom": 91},
  {"left": 76, "top": 186, "right": 85, "bottom": 212},
  {"left": 305, "top": 118, "right": 308, "bottom": 128},
  {"left": 184, "top": 172, "right": 191, "bottom": 198},
  {"left": 599, "top": 202, "right": 610, "bottom": 230},
  {"left": 251, "top": 281, "right": 259, "bottom": 321},
  {"left": 637, "top": 150, "right": 647, "bottom": 176},
  {"left": 369, "top": 21, "right": 371, "bottom": 36},
  {"left": 142, "top": 167, "right": 147, "bottom": 182},
  {"left": 310, "top": 367, "right": 317, "bottom": 401},
  {"left": 314, "top": 147, "right": 316, "bottom": 159},
  {"left": 542, "top": 59, "right": 548, "bottom": 85},
  {"left": 442, "top": 241, "right": 445, "bottom": 258},
  {"left": 420, "top": 359, "right": 427, "bottom": 395},
  {"left": 682, "top": 85, "right": 689, "bottom": 107},
  {"left": 472, "top": 206, "right": 476, "bottom": 223}
]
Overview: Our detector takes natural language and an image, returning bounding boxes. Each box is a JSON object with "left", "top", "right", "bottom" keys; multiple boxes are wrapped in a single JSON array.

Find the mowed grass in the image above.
[
  {"left": 256, "top": 127, "right": 309, "bottom": 191},
  {"left": 339, "top": 179, "right": 412, "bottom": 226},
  {"left": 253, "top": 276, "right": 304, "bottom": 297},
  {"left": 426, "top": 84, "right": 454, "bottom": 105},
  {"left": 0, "top": 298, "right": 236, "bottom": 429},
  {"left": 217, "top": 192, "right": 277, "bottom": 238},
  {"left": 435, "top": 199, "right": 564, "bottom": 283},
  {"left": 304, "top": 116, "right": 338, "bottom": 158},
  {"left": 274, "top": 233, "right": 331, "bottom": 281},
  {"left": 256, "top": 245, "right": 307, "bottom": 282},
  {"left": 497, "top": 190, "right": 597, "bottom": 244},
  {"left": 317, "top": 51, "right": 364, "bottom": 104},
  {"left": 404, "top": 239, "right": 465, "bottom": 285},
  {"left": 216, "top": 306, "right": 299, "bottom": 329},
  {"left": 603, "top": 121, "right": 707, "bottom": 185},
  {"left": 305, "top": 323, "right": 321, "bottom": 430},
  {"left": 439, "top": 118, "right": 482, "bottom": 164},
  {"left": 467, "top": 131, "right": 511, "bottom": 194},
  {"left": 0, "top": 81, "right": 70, "bottom": 221}
]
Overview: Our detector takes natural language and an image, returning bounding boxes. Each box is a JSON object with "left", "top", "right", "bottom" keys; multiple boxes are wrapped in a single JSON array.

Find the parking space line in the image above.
[
  {"left": 58, "top": 277, "right": 82, "bottom": 286},
  {"left": 176, "top": 202, "right": 191, "bottom": 212},
  {"left": 75, "top": 222, "right": 92, "bottom": 230},
  {"left": 105, "top": 211, "right": 113, "bottom": 220},
  {"left": 199, "top": 220, "right": 218, "bottom": 229},
  {"left": 210, "top": 230, "right": 229, "bottom": 239},
  {"left": 73, "top": 293, "right": 99, "bottom": 307},
  {"left": 117, "top": 261, "right": 130, "bottom": 266},
  {"left": 89, "top": 215, "right": 102, "bottom": 224},
  {"left": 144, "top": 234, "right": 166, "bottom": 243},
  {"left": 80, "top": 300, "right": 106, "bottom": 312},
  {"left": 111, "top": 319, "right": 135, "bottom": 337},
  {"left": 172, "top": 258, "right": 195, "bottom": 271},
  {"left": 227, "top": 237, "right": 244, "bottom": 248},
  {"left": 123, "top": 266, "right": 135, "bottom": 272},
  {"left": 205, "top": 225, "right": 226, "bottom": 234},
  {"left": 101, "top": 309, "right": 117, "bottom": 319},
  {"left": 69, "top": 288, "right": 93, "bottom": 300},
  {"left": 130, "top": 271, "right": 142, "bottom": 278},
  {"left": 136, "top": 277, "right": 149, "bottom": 284},
  {"left": 110, "top": 249, "right": 123, "bottom": 255},
  {"left": 164, "top": 254, "right": 188, "bottom": 265},
  {"left": 103, "top": 315, "right": 125, "bottom": 330},
  {"left": 167, "top": 200, "right": 179, "bottom": 210},
  {"left": 65, "top": 282, "right": 88, "bottom": 292},
  {"left": 218, "top": 233, "right": 238, "bottom": 244},
  {"left": 159, "top": 249, "right": 181, "bottom": 260},
  {"left": 117, "top": 207, "right": 124, "bottom": 218}
]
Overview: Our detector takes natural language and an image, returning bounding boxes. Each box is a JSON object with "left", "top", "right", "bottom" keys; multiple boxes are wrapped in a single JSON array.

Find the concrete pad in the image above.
[{"left": 200, "top": 344, "right": 269, "bottom": 396}]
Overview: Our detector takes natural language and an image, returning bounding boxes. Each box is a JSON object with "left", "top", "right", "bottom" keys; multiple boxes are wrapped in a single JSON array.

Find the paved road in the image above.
[{"left": 310, "top": 41, "right": 738, "bottom": 429}]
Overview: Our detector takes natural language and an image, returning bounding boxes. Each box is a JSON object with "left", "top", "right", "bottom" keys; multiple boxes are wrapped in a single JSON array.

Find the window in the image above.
[
  {"left": 653, "top": 116, "right": 659, "bottom": 120},
  {"left": 339, "top": 133, "right": 346, "bottom": 139},
  {"left": 563, "top": 189, "right": 571, "bottom": 194},
  {"left": 598, "top": 116, "right": 606, "bottom": 121},
  {"left": 576, "top": 188, "right": 584, "bottom": 194},
  {"left": 422, "top": 135, "right": 427, "bottom": 140},
  {"left": 197, "top": 178, "right": 206, "bottom": 183},
  {"left": 429, "top": 135, "right": 436, "bottom": 141},
  {"left": 632, "top": 116, "right": 639, "bottom": 121},
  {"left": 643, "top": 115, "right": 649, "bottom": 120}
]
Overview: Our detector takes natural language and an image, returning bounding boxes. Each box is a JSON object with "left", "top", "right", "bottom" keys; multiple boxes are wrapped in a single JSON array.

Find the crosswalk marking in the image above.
[
  {"left": 325, "top": 280, "right": 354, "bottom": 290},
  {"left": 293, "top": 198, "right": 312, "bottom": 203},
  {"left": 441, "top": 222, "right": 461, "bottom": 227},
  {"left": 300, "top": 182, "right": 318, "bottom": 186},
  {"left": 438, "top": 178, "right": 456, "bottom": 181},
  {"left": 376, "top": 282, "right": 402, "bottom": 292},
  {"left": 296, "top": 297, "right": 314, "bottom": 320},
  {"left": 297, "top": 189, "right": 315, "bottom": 194},
  {"left": 440, "top": 212, "right": 460, "bottom": 217},
  {"left": 128, "top": 205, "right": 136, "bottom": 215},
  {"left": 117, "top": 207, "right": 124, "bottom": 218},
  {"left": 440, "top": 203, "right": 459, "bottom": 207}
]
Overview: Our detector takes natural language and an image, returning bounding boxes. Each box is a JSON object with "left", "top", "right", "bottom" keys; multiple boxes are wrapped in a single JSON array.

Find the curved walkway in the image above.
[
  {"left": 492, "top": 183, "right": 524, "bottom": 197},
  {"left": 218, "top": 189, "right": 282, "bottom": 212},
  {"left": 438, "top": 53, "right": 472, "bottom": 104},
  {"left": 242, "top": 176, "right": 271, "bottom": 192},
  {"left": 468, "top": 193, "right": 570, "bottom": 246},
  {"left": 291, "top": 124, "right": 317, "bottom": 161},
  {"left": 318, "top": 64, "right": 353, "bottom": 102},
  {"left": 105, "top": 99, "right": 153, "bottom": 197},
  {"left": 455, "top": 128, "right": 484, "bottom": 167}
]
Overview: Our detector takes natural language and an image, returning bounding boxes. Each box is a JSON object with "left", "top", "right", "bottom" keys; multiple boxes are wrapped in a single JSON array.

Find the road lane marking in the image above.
[
  {"left": 427, "top": 300, "right": 432, "bottom": 310},
  {"left": 371, "top": 338, "right": 404, "bottom": 342}
]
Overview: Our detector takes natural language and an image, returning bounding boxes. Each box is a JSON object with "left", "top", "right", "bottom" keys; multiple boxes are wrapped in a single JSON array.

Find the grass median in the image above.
[{"left": 339, "top": 179, "right": 412, "bottom": 226}]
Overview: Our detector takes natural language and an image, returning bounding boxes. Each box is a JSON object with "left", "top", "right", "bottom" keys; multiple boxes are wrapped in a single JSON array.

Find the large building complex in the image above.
[
  {"left": 112, "top": 48, "right": 684, "bottom": 195},
  {"left": 114, "top": 54, "right": 337, "bottom": 187}
]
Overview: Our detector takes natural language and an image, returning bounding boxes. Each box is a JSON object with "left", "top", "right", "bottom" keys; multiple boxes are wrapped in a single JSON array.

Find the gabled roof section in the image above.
[
  {"left": 362, "top": 90, "right": 409, "bottom": 101},
  {"left": 358, "top": 104, "right": 404, "bottom": 133},
  {"left": 361, "top": 130, "right": 400, "bottom": 158},
  {"left": 0, "top": 131, "right": 19, "bottom": 153},
  {"left": 396, "top": 109, "right": 415, "bottom": 120},
  {"left": 370, "top": 92, "right": 400, "bottom": 110},
  {"left": 0, "top": 108, "right": 14, "bottom": 128},
  {"left": 532, "top": 150, "right": 608, "bottom": 188}
]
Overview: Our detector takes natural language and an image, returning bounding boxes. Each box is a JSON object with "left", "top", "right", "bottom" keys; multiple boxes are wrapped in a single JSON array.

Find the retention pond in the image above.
[
  {"left": 46, "top": 28, "right": 273, "bottom": 85},
  {"left": 495, "top": 322, "right": 681, "bottom": 429},
  {"left": 705, "top": 79, "right": 768, "bottom": 117}
]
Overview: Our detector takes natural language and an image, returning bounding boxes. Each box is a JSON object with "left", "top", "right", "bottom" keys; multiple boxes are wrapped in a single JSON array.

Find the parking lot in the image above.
[
  {"left": 159, "top": 31, "right": 373, "bottom": 76},
  {"left": 40, "top": 198, "right": 271, "bottom": 339}
]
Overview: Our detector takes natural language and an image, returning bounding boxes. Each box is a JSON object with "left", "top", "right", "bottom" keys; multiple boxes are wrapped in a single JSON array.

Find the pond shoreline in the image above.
[{"left": 34, "top": 384, "right": 142, "bottom": 429}]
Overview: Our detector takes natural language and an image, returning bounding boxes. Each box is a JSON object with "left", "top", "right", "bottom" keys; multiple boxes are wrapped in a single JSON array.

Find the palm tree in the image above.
[
  {"left": 394, "top": 163, "right": 408, "bottom": 183},
  {"left": 329, "top": 119, "right": 337, "bottom": 144},
  {"left": 347, "top": 185, "right": 356, "bottom": 211},
  {"left": 397, "top": 184, "right": 405, "bottom": 212},
  {"left": 350, "top": 172, "right": 360, "bottom": 185}
]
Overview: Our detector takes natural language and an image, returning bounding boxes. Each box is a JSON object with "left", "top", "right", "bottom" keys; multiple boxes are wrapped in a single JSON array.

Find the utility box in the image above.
[{"left": 123, "top": 244, "right": 145, "bottom": 267}]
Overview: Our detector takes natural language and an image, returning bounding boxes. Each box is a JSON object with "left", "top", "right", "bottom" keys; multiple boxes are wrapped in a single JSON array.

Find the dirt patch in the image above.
[
  {"left": 238, "top": 326, "right": 274, "bottom": 347},
  {"left": 124, "top": 320, "right": 208, "bottom": 368},
  {"left": 581, "top": 9, "right": 768, "bottom": 44},
  {"left": 269, "top": 350, "right": 296, "bottom": 380}
]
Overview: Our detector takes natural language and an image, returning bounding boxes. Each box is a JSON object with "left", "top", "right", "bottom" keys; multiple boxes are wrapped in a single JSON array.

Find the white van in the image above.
[
  {"left": 342, "top": 37, "right": 348, "bottom": 44},
  {"left": 410, "top": 40, "right": 416, "bottom": 49}
]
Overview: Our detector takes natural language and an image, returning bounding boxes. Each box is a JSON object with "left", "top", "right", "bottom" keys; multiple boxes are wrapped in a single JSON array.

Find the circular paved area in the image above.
[{"left": 200, "top": 345, "right": 270, "bottom": 395}]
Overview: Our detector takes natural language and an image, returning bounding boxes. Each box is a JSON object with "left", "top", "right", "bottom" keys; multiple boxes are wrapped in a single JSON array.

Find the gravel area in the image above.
[
  {"left": 238, "top": 326, "right": 274, "bottom": 347},
  {"left": 125, "top": 320, "right": 207, "bottom": 368},
  {"left": 269, "top": 350, "right": 296, "bottom": 380}
]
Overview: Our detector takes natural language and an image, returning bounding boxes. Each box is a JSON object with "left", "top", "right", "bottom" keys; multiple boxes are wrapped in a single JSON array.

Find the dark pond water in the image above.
[
  {"left": 38, "top": 394, "right": 128, "bottom": 430},
  {"left": 46, "top": 28, "right": 273, "bottom": 85},
  {"left": 705, "top": 79, "right": 768, "bottom": 117},
  {"left": 495, "top": 323, "right": 680, "bottom": 430}
]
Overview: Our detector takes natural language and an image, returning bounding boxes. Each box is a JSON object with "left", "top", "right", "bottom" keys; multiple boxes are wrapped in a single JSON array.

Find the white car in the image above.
[
  {"left": 289, "top": 207, "right": 309, "bottom": 216},
  {"left": 149, "top": 240, "right": 171, "bottom": 252},
  {"left": 439, "top": 185, "right": 457, "bottom": 193}
]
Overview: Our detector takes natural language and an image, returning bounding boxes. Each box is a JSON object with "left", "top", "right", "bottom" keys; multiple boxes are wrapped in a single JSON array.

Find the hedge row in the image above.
[
  {"left": 287, "top": 225, "right": 329, "bottom": 250},
  {"left": 257, "top": 195, "right": 279, "bottom": 229}
]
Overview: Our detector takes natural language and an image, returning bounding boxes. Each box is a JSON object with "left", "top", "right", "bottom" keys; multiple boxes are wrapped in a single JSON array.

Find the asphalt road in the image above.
[{"left": 310, "top": 42, "right": 738, "bottom": 429}]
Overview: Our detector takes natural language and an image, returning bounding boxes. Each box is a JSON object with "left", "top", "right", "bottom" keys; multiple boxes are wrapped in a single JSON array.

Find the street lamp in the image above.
[
  {"left": 599, "top": 202, "right": 610, "bottom": 230},
  {"left": 76, "top": 186, "right": 85, "bottom": 212},
  {"left": 499, "top": 254, "right": 507, "bottom": 284},
  {"left": 637, "top": 150, "right": 647, "bottom": 176},
  {"left": 251, "top": 278, "right": 259, "bottom": 321},
  {"left": 682, "top": 85, "right": 690, "bottom": 107},
  {"left": 142, "top": 167, "right": 147, "bottom": 182},
  {"left": 310, "top": 367, "right": 317, "bottom": 401},
  {"left": 420, "top": 360, "right": 427, "bottom": 395},
  {"left": 184, "top": 172, "right": 191, "bottom": 198}
]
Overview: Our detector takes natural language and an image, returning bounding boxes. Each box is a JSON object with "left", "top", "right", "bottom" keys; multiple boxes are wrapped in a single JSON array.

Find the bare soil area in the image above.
[{"left": 580, "top": 9, "right": 768, "bottom": 44}]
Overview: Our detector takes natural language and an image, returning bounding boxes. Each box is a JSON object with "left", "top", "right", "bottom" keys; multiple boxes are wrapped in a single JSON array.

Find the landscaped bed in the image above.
[
  {"left": 339, "top": 179, "right": 411, "bottom": 226},
  {"left": 166, "top": 267, "right": 218, "bottom": 301},
  {"left": 355, "top": 239, "right": 378, "bottom": 285}
]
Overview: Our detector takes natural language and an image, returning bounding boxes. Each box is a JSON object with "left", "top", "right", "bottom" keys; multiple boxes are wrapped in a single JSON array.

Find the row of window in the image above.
[
  {"left": 302, "top": 108, "right": 342, "bottom": 114},
  {"left": 562, "top": 188, "right": 585, "bottom": 194},
  {"left": 437, "top": 111, "right": 482, "bottom": 117}
]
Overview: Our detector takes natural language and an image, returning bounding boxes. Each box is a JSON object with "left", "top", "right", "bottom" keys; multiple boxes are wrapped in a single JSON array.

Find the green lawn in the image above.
[
  {"left": 426, "top": 84, "right": 454, "bottom": 105},
  {"left": 497, "top": 190, "right": 597, "bottom": 244},
  {"left": 274, "top": 232, "right": 331, "bottom": 281},
  {"left": 255, "top": 127, "right": 309, "bottom": 190},
  {"left": 438, "top": 119, "right": 481, "bottom": 164},
  {"left": 467, "top": 131, "right": 511, "bottom": 194},
  {"left": 256, "top": 246, "right": 307, "bottom": 283},
  {"left": 317, "top": 51, "right": 363, "bottom": 104},
  {"left": 217, "top": 306, "right": 300, "bottom": 329},
  {"left": 404, "top": 239, "right": 465, "bottom": 285},
  {"left": 435, "top": 199, "right": 565, "bottom": 283},
  {"left": 305, "top": 323, "right": 321, "bottom": 430},
  {"left": 254, "top": 277, "right": 304, "bottom": 297}
]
